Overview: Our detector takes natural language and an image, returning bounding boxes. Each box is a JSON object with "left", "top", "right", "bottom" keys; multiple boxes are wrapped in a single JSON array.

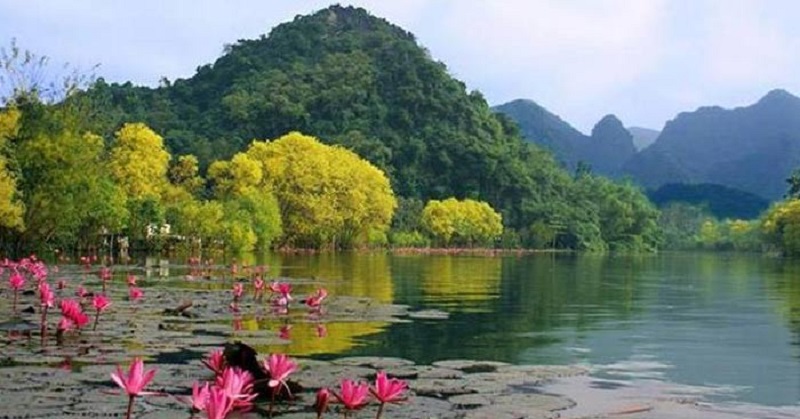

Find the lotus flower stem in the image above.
[
  {"left": 125, "top": 395, "right": 134, "bottom": 419},
  {"left": 40, "top": 307, "right": 48, "bottom": 343},
  {"left": 375, "top": 403, "right": 385, "bottom": 419},
  {"left": 269, "top": 391, "right": 275, "bottom": 418}
]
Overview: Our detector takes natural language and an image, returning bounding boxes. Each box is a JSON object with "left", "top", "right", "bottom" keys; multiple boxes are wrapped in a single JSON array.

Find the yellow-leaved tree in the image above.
[
  {"left": 762, "top": 199, "right": 800, "bottom": 256},
  {"left": 0, "top": 108, "right": 24, "bottom": 230},
  {"left": 108, "top": 123, "right": 170, "bottom": 199},
  {"left": 246, "top": 132, "right": 396, "bottom": 248},
  {"left": 107, "top": 123, "right": 171, "bottom": 241},
  {"left": 421, "top": 198, "right": 503, "bottom": 247}
]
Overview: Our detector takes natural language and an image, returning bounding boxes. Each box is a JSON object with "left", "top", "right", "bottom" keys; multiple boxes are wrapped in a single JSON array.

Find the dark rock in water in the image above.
[
  {"left": 22, "top": 289, "right": 35, "bottom": 296},
  {"left": 21, "top": 305, "right": 35, "bottom": 314},
  {"left": 223, "top": 341, "right": 303, "bottom": 399},
  {"left": 163, "top": 300, "right": 194, "bottom": 316}
]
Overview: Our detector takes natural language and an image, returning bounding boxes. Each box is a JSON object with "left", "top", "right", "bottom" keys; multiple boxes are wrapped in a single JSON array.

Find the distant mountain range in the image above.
[
  {"left": 492, "top": 100, "right": 636, "bottom": 177},
  {"left": 496, "top": 89, "right": 800, "bottom": 201},
  {"left": 627, "top": 127, "right": 659, "bottom": 151}
]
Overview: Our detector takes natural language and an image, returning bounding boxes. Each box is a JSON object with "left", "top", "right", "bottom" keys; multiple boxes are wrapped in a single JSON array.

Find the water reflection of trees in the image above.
[
  {"left": 761, "top": 258, "right": 800, "bottom": 358},
  {"left": 261, "top": 252, "right": 394, "bottom": 357},
  {"left": 391, "top": 255, "right": 502, "bottom": 313},
  {"left": 277, "top": 252, "right": 394, "bottom": 303},
  {"left": 354, "top": 253, "right": 653, "bottom": 364}
]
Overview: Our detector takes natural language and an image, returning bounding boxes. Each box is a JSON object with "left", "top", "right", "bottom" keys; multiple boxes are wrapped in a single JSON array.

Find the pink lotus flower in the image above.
[
  {"left": 126, "top": 274, "right": 137, "bottom": 287},
  {"left": 93, "top": 294, "right": 112, "bottom": 311},
  {"left": 279, "top": 324, "right": 292, "bottom": 340},
  {"left": 371, "top": 371, "right": 408, "bottom": 418},
  {"left": 253, "top": 277, "right": 265, "bottom": 298},
  {"left": 371, "top": 371, "right": 407, "bottom": 404},
  {"left": 190, "top": 381, "right": 210, "bottom": 411},
  {"left": 39, "top": 281, "right": 55, "bottom": 336},
  {"left": 8, "top": 270, "right": 24, "bottom": 313},
  {"left": 204, "top": 386, "right": 235, "bottom": 419},
  {"left": 333, "top": 379, "right": 370, "bottom": 412},
  {"left": 215, "top": 367, "right": 256, "bottom": 410},
  {"left": 92, "top": 294, "right": 112, "bottom": 331},
  {"left": 57, "top": 317, "right": 74, "bottom": 332},
  {"left": 305, "top": 288, "right": 328, "bottom": 309},
  {"left": 110, "top": 357, "right": 158, "bottom": 419},
  {"left": 262, "top": 353, "right": 298, "bottom": 392},
  {"left": 315, "top": 388, "right": 330, "bottom": 419},
  {"left": 269, "top": 281, "right": 292, "bottom": 301},
  {"left": 8, "top": 271, "right": 24, "bottom": 289},
  {"left": 76, "top": 285, "right": 88, "bottom": 298},
  {"left": 60, "top": 298, "right": 89, "bottom": 329},
  {"left": 232, "top": 282, "right": 244, "bottom": 300},
  {"left": 129, "top": 287, "right": 143, "bottom": 301},
  {"left": 38, "top": 282, "right": 54, "bottom": 308},
  {"left": 202, "top": 349, "right": 226, "bottom": 376},
  {"left": 111, "top": 357, "right": 158, "bottom": 397}
]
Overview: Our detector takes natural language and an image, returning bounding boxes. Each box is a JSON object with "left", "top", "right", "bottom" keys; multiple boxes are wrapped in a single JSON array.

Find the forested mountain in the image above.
[
  {"left": 623, "top": 89, "right": 800, "bottom": 199},
  {"left": 493, "top": 100, "right": 636, "bottom": 176},
  {"left": 627, "top": 126, "right": 659, "bottom": 151},
  {"left": 491, "top": 99, "right": 587, "bottom": 169},
  {"left": 81, "top": 5, "right": 659, "bottom": 251},
  {"left": 648, "top": 183, "right": 769, "bottom": 220},
  {"left": 588, "top": 115, "right": 636, "bottom": 176}
]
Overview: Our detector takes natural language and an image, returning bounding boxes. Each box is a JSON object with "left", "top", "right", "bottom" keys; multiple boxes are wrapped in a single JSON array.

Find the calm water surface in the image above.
[{"left": 266, "top": 251, "right": 799, "bottom": 407}]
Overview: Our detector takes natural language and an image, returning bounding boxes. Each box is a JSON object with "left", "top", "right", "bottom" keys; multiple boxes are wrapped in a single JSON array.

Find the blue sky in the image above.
[{"left": 1, "top": 0, "right": 798, "bottom": 132}]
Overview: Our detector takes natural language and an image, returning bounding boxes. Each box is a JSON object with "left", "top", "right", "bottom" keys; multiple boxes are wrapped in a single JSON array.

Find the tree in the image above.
[
  {"left": 207, "top": 151, "right": 282, "bottom": 250},
  {"left": 421, "top": 198, "right": 503, "bottom": 247},
  {"left": 168, "top": 154, "right": 204, "bottom": 197},
  {"left": 786, "top": 168, "right": 800, "bottom": 200},
  {"left": 246, "top": 132, "right": 396, "bottom": 248},
  {"left": 762, "top": 200, "right": 800, "bottom": 255},
  {"left": 108, "top": 123, "right": 170, "bottom": 200},
  {"left": 0, "top": 108, "right": 24, "bottom": 230}
]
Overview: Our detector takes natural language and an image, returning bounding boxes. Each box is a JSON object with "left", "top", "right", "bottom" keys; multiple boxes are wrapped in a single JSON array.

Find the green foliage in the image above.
[
  {"left": 0, "top": 8, "right": 670, "bottom": 254},
  {"left": 4, "top": 99, "right": 128, "bottom": 250},
  {"left": 390, "top": 230, "right": 430, "bottom": 248},
  {"left": 648, "top": 183, "right": 770, "bottom": 220},
  {"left": 657, "top": 203, "right": 708, "bottom": 249},
  {"left": 762, "top": 199, "right": 800, "bottom": 256},
  {"left": 168, "top": 154, "right": 204, "bottom": 197},
  {"left": 76, "top": 6, "right": 661, "bottom": 252}
]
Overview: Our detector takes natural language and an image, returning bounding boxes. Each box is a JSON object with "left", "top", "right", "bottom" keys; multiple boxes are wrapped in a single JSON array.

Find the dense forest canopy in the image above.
[
  {"left": 0, "top": 6, "right": 665, "bottom": 254},
  {"left": 76, "top": 5, "right": 661, "bottom": 252}
]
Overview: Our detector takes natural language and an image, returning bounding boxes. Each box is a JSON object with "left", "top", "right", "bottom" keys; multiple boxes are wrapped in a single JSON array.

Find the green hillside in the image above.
[{"left": 82, "top": 5, "right": 659, "bottom": 250}]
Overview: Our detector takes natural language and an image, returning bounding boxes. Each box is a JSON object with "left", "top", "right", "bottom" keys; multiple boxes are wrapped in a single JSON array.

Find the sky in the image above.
[{"left": 1, "top": 0, "right": 799, "bottom": 132}]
